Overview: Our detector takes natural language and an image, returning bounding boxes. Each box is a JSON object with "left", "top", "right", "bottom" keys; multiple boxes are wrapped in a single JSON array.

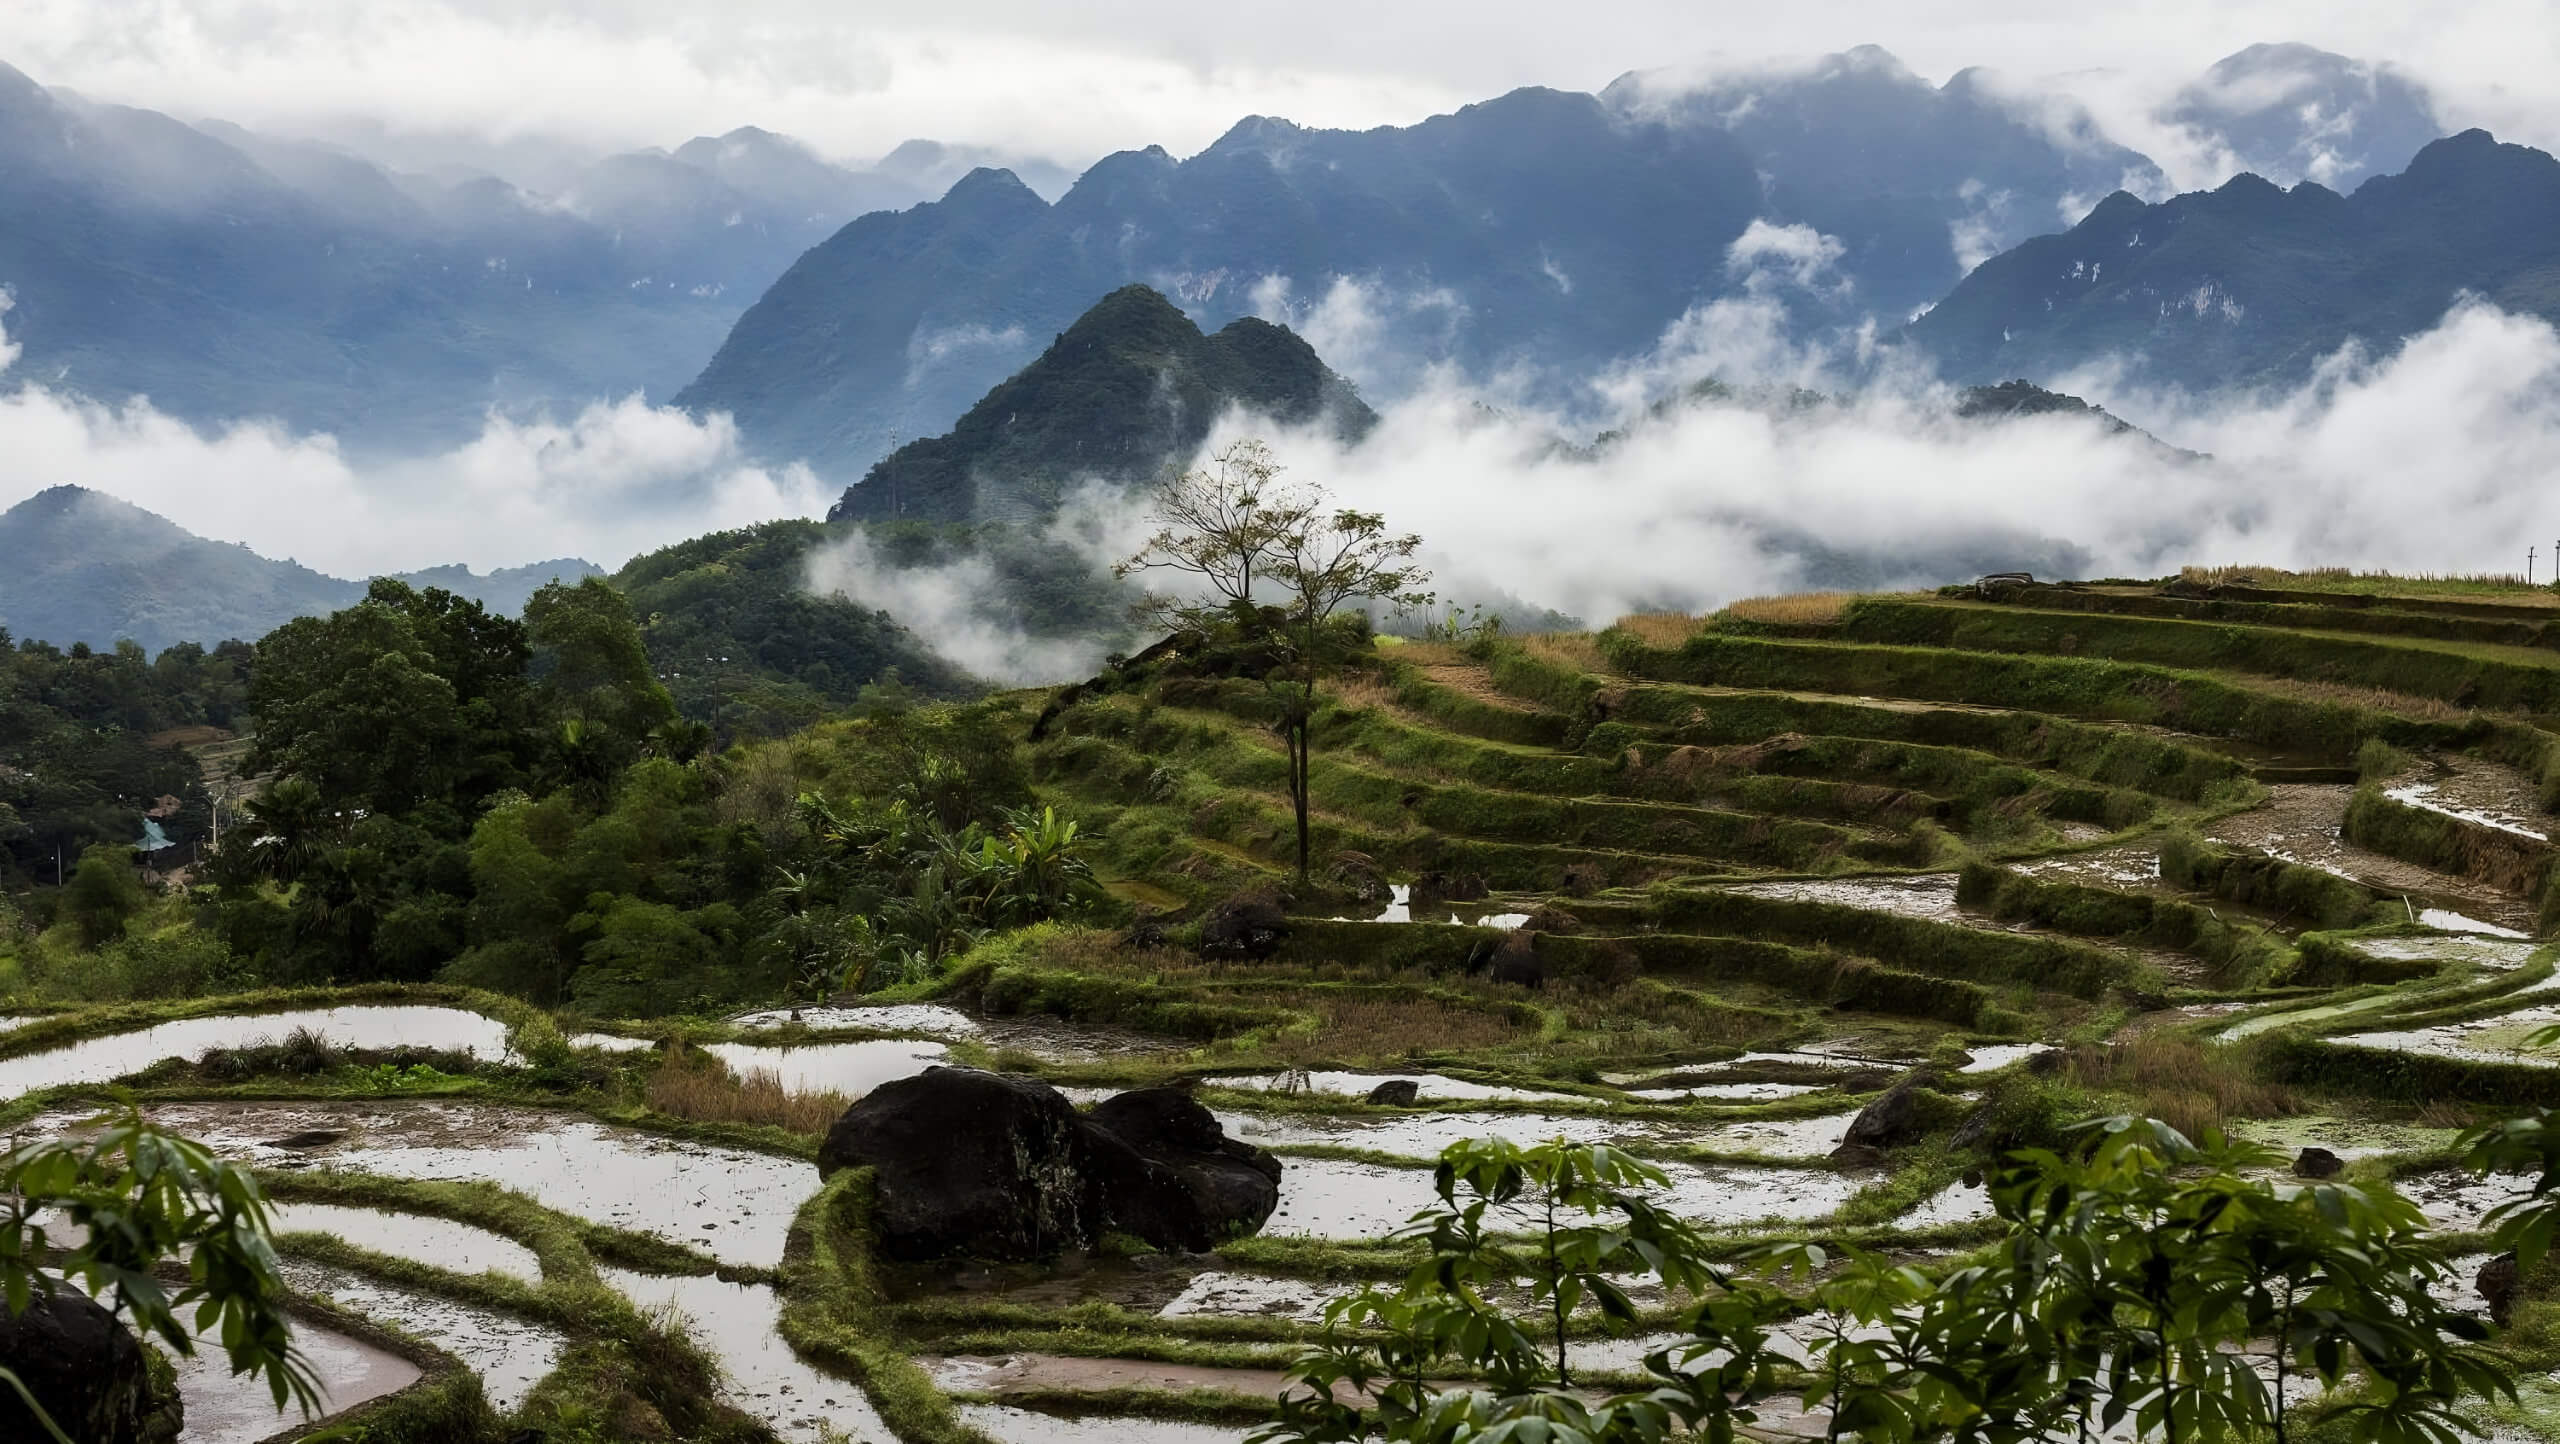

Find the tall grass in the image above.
[
  {"left": 1611, "top": 612, "right": 1707, "bottom": 648},
  {"left": 2062, "top": 1034, "right": 2299, "bottom": 1141},
  {"left": 1719, "top": 592, "right": 1856, "bottom": 628},
  {"left": 646, "top": 1054, "right": 851, "bottom": 1136}
]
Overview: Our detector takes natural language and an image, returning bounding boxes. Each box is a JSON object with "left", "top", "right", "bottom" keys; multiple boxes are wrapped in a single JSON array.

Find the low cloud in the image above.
[
  {"left": 0, "top": 294, "right": 830, "bottom": 578},
  {"left": 799, "top": 487, "right": 1142, "bottom": 685},
  {"left": 1726, "top": 219, "right": 1851, "bottom": 299},
  {"left": 1171, "top": 297, "right": 2560, "bottom": 630}
]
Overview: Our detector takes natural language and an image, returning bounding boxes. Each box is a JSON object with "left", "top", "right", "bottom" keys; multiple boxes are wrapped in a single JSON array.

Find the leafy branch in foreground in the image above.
[
  {"left": 0, "top": 1107, "right": 320, "bottom": 1437},
  {"left": 1261, "top": 1125, "right": 2510, "bottom": 1444}
]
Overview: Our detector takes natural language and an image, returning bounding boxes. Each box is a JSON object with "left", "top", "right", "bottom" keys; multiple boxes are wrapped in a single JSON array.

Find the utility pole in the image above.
[{"left": 2534, "top": 547, "right": 2540, "bottom": 587}]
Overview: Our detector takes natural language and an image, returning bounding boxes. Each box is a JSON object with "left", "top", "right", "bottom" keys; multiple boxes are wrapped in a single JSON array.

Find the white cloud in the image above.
[
  {"left": 800, "top": 490, "right": 1131, "bottom": 684},
  {"left": 11, "top": 2, "right": 2558, "bottom": 184},
  {"left": 1725, "top": 219, "right": 1851, "bottom": 298},
  {"left": 1166, "top": 297, "right": 2560, "bottom": 631},
  {"left": 0, "top": 300, "right": 829, "bottom": 577}
]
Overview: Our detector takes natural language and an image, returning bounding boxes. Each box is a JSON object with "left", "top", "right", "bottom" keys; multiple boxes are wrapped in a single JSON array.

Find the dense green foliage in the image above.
[
  {"left": 611, "top": 519, "right": 972, "bottom": 737},
  {"left": 0, "top": 630, "right": 249, "bottom": 884},
  {"left": 1269, "top": 1132, "right": 2509, "bottom": 1444}
]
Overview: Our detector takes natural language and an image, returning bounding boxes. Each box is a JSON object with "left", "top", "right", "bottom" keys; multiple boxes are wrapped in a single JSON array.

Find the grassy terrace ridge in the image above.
[
  {"left": 1597, "top": 624, "right": 2560, "bottom": 789},
  {"left": 2000, "top": 579, "right": 2560, "bottom": 649},
  {"left": 1845, "top": 594, "right": 2560, "bottom": 713}
]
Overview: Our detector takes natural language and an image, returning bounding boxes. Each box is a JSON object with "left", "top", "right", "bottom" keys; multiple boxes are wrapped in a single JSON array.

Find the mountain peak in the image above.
[
  {"left": 942, "top": 165, "right": 1041, "bottom": 205},
  {"left": 1203, "top": 115, "right": 1306, "bottom": 157},
  {"left": 829, "top": 284, "right": 1372, "bottom": 524},
  {"left": 2164, "top": 41, "right": 2440, "bottom": 191}
]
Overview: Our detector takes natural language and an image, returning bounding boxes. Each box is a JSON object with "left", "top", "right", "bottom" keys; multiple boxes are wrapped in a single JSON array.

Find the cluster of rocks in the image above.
[{"left": 819, "top": 1068, "right": 1282, "bottom": 1261}]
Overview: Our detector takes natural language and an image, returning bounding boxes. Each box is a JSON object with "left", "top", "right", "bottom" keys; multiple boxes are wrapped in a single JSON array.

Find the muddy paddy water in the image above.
[
  {"left": 703, "top": 1037, "right": 949, "bottom": 1095},
  {"left": 170, "top": 1302, "right": 420, "bottom": 1444},
  {"left": 117, "top": 1100, "right": 817, "bottom": 1269},
  {"left": 726, "top": 1003, "right": 1190, "bottom": 1061},
  {"left": 1217, "top": 1106, "right": 1858, "bottom": 1161},
  {"left": 1215, "top": 1070, "right": 1584, "bottom": 1104},
  {"left": 268, "top": 1201, "right": 542, "bottom": 1280},
  {"left": 2334, "top": 1005, "right": 2560, "bottom": 1067},
  {"left": 279, "top": 1259, "right": 564, "bottom": 1412},
  {"left": 2385, "top": 756, "right": 2556, "bottom": 842},
  {"left": 961, "top": 1404, "right": 1243, "bottom": 1444},
  {"left": 604, "top": 1267, "right": 888, "bottom": 1444},
  {"left": 1265, "top": 1155, "right": 1860, "bottom": 1238},
  {"left": 0, "top": 1005, "right": 515, "bottom": 1099},
  {"left": 2205, "top": 784, "right": 2535, "bottom": 932}
]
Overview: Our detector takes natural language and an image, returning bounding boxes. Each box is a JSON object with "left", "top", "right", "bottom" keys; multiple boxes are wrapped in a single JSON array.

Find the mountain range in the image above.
[
  {"left": 0, "top": 486, "right": 598, "bottom": 653},
  {"left": 0, "top": 58, "right": 1065, "bottom": 450},
  {"left": 0, "top": 43, "right": 2457, "bottom": 473},
  {"left": 1906, "top": 130, "right": 2560, "bottom": 389},
  {"left": 672, "top": 42, "right": 2463, "bottom": 478}
]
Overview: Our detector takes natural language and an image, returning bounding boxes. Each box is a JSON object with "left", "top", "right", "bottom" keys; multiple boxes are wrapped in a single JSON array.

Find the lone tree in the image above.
[{"left": 1120, "top": 440, "right": 1431, "bottom": 882}]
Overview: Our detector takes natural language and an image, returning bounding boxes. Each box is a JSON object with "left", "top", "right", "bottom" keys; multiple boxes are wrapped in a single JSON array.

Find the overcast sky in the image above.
[{"left": 14, "top": 0, "right": 2560, "bottom": 172}]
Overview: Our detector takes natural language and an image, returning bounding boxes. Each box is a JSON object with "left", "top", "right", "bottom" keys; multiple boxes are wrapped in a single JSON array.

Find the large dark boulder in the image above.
[
  {"left": 1489, "top": 932, "right": 1544, "bottom": 988},
  {"left": 818, "top": 1069, "right": 1095, "bottom": 1260},
  {"left": 2479, "top": 1252, "right": 2521, "bottom": 1327},
  {"left": 1199, "top": 892, "right": 1288, "bottom": 960},
  {"left": 1364, "top": 1079, "right": 1421, "bottom": 1106},
  {"left": 2293, "top": 1146, "right": 2345, "bottom": 1179},
  {"left": 1084, "top": 1088, "right": 1282, "bottom": 1250},
  {"left": 820, "top": 1068, "right": 1283, "bottom": 1261},
  {"left": 1836, "top": 1073, "right": 1935, "bottom": 1153},
  {"left": 0, "top": 1291, "right": 166, "bottom": 1443}
]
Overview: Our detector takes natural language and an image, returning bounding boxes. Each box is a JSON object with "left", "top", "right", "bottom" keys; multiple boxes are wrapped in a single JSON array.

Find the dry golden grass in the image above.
[
  {"left": 1255, "top": 992, "right": 1528, "bottom": 1064},
  {"left": 1416, "top": 662, "right": 1542, "bottom": 712},
  {"left": 2063, "top": 1034, "right": 2300, "bottom": 1140},
  {"left": 2183, "top": 564, "right": 2560, "bottom": 607},
  {"left": 1329, "top": 674, "right": 1401, "bottom": 713},
  {"left": 1611, "top": 612, "right": 1708, "bottom": 648},
  {"left": 647, "top": 1054, "right": 851, "bottom": 1136},
  {"left": 1719, "top": 592, "right": 1856, "bottom": 627},
  {"left": 1521, "top": 633, "right": 1608, "bottom": 673},
  {"left": 2236, "top": 674, "right": 2469, "bottom": 722}
]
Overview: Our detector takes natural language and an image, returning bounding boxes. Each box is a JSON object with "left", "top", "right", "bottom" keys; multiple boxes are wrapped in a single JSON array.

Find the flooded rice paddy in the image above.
[
  {"left": 2216, "top": 992, "right": 2406, "bottom": 1042},
  {"left": 2227, "top": 1116, "right": 2460, "bottom": 1161},
  {"left": 1156, "top": 1270, "right": 1334, "bottom": 1323},
  {"left": 170, "top": 1303, "right": 420, "bottom": 1443},
  {"left": 960, "top": 1403, "right": 1243, "bottom": 1444},
  {"left": 1216, "top": 1106, "right": 1857, "bottom": 1161},
  {"left": 726, "top": 1002, "right": 1184, "bottom": 1060},
  {"left": 1264, "top": 1155, "right": 1862, "bottom": 1238},
  {"left": 279, "top": 1259, "right": 563, "bottom": 1411},
  {"left": 1215, "top": 1070, "right": 1582, "bottom": 1103},
  {"left": 1723, "top": 874, "right": 1968, "bottom": 921},
  {"left": 2355, "top": 936, "right": 2542, "bottom": 969},
  {"left": 603, "top": 1268, "right": 888, "bottom": 1444},
  {"left": 268, "top": 1201, "right": 542, "bottom": 1280},
  {"left": 1346, "top": 884, "right": 1532, "bottom": 930},
  {"left": 126, "top": 1099, "right": 817, "bottom": 1268},
  {"left": 2386, "top": 756, "right": 2555, "bottom": 842},
  {"left": 702, "top": 1037, "right": 949, "bottom": 1096},
  {"left": 0, "top": 1005, "right": 515, "bottom": 1099},
  {"left": 2204, "top": 784, "right": 2534, "bottom": 932},
  {"left": 2335, "top": 1006, "right": 2560, "bottom": 1067}
]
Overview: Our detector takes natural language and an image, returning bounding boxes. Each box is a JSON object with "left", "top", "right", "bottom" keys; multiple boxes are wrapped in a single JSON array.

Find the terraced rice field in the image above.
[{"left": 20, "top": 575, "right": 2560, "bottom": 1441}]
